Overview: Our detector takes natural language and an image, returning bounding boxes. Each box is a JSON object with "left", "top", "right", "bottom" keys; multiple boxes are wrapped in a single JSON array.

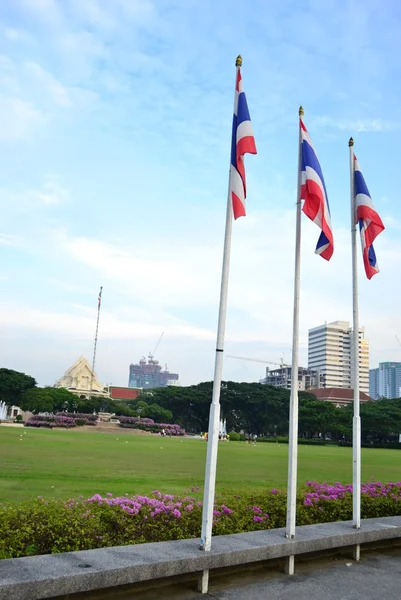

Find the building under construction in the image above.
[
  {"left": 261, "top": 366, "right": 324, "bottom": 391},
  {"left": 128, "top": 356, "right": 179, "bottom": 390}
]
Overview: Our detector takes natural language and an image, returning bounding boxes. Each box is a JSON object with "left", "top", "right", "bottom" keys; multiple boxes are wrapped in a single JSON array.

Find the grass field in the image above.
[{"left": 1, "top": 426, "right": 400, "bottom": 504}]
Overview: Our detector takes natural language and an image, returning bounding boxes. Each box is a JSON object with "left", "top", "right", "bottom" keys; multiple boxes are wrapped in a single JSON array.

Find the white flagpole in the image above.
[
  {"left": 285, "top": 106, "right": 304, "bottom": 575},
  {"left": 349, "top": 137, "right": 361, "bottom": 540},
  {"left": 200, "top": 56, "right": 242, "bottom": 562},
  {"left": 89, "top": 286, "right": 103, "bottom": 403}
]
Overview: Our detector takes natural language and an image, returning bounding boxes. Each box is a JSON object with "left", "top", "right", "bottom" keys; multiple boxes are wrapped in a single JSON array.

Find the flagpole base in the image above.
[
  {"left": 198, "top": 569, "right": 209, "bottom": 594},
  {"left": 285, "top": 555, "right": 295, "bottom": 575},
  {"left": 353, "top": 544, "right": 361, "bottom": 562}
]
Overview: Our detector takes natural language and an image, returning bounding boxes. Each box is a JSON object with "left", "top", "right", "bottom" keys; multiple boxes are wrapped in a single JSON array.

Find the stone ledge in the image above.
[{"left": 1, "top": 516, "right": 401, "bottom": 600}]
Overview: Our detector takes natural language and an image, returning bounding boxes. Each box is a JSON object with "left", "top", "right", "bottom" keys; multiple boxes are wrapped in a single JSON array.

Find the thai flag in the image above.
[
  {"left": 354, "top": 156, "right": 385, "bottom": 279},
  {"left": 230, "top": 67, "right": 257, "bottom": 219},
  {"left": 300, "top": 118, "right": 334, "bottom": 260}
]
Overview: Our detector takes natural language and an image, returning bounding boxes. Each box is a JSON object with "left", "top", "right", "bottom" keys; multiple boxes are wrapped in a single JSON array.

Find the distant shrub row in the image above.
[
  {"left": 25, "top": 413, "right": 97, "bottom": 429},
  {"left": 227, "top": 434, "right": 401, "bottom": 449},
  {"left": 118, "top": 417, "right": 185, "bottom": 436}
]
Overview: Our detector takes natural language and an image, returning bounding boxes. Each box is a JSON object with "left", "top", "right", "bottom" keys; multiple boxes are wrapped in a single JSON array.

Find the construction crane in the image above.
[
  {"left": 226, "top": 355, "right": 290, "bottom": 368},
  {"left": 148, "top": 332, "right": 164, "bottom": 363}
]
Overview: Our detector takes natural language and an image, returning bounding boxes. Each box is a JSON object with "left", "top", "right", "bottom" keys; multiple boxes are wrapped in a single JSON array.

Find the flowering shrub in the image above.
[
  {"left": 118, "top": 416, "right": 185, "bottom": 436},
  {"left": 1, "top": 481, "right": 400, "bottom": 560},
  {"left": 56, "top": 412, "right": 98, "bottom": 425},
  {"left": 25, "top": 414, "right": 97, "bottom": 429}
]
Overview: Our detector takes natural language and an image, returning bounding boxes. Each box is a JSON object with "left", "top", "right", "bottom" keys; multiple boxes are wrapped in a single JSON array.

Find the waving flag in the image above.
[
  {"left": 230, "top": 61, "right": 257, "bottom": 219},
  {"left": 354, "top": 156, "right": 385, "bottom": 279},
  {"left": 300, "top": 117, "right": 334, "bottom": 260}
]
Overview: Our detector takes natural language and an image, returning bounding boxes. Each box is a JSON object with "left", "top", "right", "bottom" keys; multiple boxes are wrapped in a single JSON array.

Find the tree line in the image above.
[
  {"left": 0, "top": 368, "right": 173, "bottom": 422},
  {"left": 1, "top": 368, "right": 401, "bottom": 444},
  {"left": 139, "top": 381, "right": 401, "bottom": 445}
]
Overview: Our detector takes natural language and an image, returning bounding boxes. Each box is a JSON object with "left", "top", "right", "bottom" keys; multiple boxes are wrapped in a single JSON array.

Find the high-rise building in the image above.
[
  {"left": 369, "top": 368, "right": 380, "bottom": 400},
  {"left": 261, "top": 366, "right": 324, "bottom": 390},
  {"left": 128, "top": 356, "right": 179, "bottom": 389},
  {"left": 308, "top": 321, "right": 369, "bottom": 394},
  {"left": 369, "top": 362, "right": 401, "bottom": 400}
]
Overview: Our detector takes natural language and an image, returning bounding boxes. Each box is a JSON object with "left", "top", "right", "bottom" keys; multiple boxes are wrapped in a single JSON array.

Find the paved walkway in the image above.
[
  {"left": 125, "top": 548, "right": 401, "bottom": 600},
  {"left": 206, "top": 551, "right": 401, "bottom": 599}
]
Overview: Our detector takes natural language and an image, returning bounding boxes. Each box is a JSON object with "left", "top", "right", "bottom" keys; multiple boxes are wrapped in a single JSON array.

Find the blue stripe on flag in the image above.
[
  {"left": 316, "top": 231, "right": 330, "bottom": 252},
  {"left": 237, "top": 92, "right": 251, "bottom": 127},
  {"left": 368, "top": 244, "right": 377, "bottom": 268},
  {"left": 355, "top": 170, "right": 371, "bottom": 198},
  {"left": 230, "top": 114, "right": 237, "bottom": 167},
  {"left": 302, "top": 139, "right": 330, "bottom": 215}
]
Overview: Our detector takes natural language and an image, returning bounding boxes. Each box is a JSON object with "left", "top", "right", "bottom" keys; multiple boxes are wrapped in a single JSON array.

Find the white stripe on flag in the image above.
[
  {"left": 230, "top": 165, "right": 245, "bottom": 203},
  {"left": 236, "top": 120, "right": 254, "bottom": 144}
]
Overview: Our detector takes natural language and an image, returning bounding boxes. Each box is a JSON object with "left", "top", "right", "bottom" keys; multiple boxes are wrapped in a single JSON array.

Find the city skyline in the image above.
[{"left": 1, "top": 1, "right": 400, "bottom": 388}]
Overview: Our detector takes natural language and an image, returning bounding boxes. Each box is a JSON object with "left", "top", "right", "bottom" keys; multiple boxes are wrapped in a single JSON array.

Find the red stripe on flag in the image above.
[
  {"left": 301, "top": 179, "right": 325, "bottom": 223},
  {"left": 236, "top": 136, "right": 257, "bottom": 204},
  {"left": 232, "top": 191, "right": 246, "bottom": 220}
]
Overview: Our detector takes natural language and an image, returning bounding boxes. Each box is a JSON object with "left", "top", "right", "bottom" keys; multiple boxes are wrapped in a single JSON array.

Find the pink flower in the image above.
[{"left": 222, "top": 505, "right": 233, "bottom": 515}]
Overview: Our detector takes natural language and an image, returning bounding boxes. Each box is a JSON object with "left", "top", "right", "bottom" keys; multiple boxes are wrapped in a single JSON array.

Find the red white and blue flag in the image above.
[
  {"left": 354, "top": 156, "right": 385, "bottom": 279},
  {"left": 230, "top": 67, "right": 257, "bottom": 219},
  {"left": 300, "top": 118, "right": 334, "bottom": 261}
]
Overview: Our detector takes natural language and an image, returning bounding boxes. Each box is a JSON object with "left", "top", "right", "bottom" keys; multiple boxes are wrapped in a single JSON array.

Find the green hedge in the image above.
[
  {"left": 227, "top": 431, "right": 240, "bottom": 441},
  {"left": 338, "top": 441, "right": 401, "bottom": 449},
  {"left": 1, "top": 482, "right": 401, "bottom": 560},
  {"left": 256, "top": 437, "right": 328, "bottom": 445}
]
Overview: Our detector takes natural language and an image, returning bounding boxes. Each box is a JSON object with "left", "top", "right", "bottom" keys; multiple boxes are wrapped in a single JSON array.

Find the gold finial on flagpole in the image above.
[
  {"left": 349, "top": 137, "right": 354, "bottom": 147},
  {"left": 235, "top": 55, "right": 242, "bottom": 67},
  {"left": 299, "top": 106, "right": 304, "bottom": 117}
]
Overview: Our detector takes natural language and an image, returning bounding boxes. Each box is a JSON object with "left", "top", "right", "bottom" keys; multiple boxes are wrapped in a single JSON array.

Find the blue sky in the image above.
[{"left": 0, "top": 0, "right": 400, "bottom": 387}]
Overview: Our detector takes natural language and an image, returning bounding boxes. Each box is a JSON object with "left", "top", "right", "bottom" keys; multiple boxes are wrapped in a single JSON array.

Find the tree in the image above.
[
  {"left": 48, "top": 388, "right": 79, "bottom": 412},
  {"left": 140, "top": 403, "right": 173, "bottom": 423},
  {"left": 0, "top": 369, "right": 36, "bottom": 405},
  {"left": 20, "top": 387, "right": 78, "bottom": 414},
  {"left": 360, "top": 399, "right": 401, "bottom": 444},
  {"left": 110, "top": 403, "right": 136, "bottom": 417},
  {"left": 20, "top": 388, "right": 54, "bottom": 414},
  {"left": 299, "top": 398, "right": 341, "bottom": 439}
]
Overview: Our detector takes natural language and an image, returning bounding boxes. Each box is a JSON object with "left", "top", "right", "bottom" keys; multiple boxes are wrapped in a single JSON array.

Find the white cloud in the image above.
[
  {"left": 0, "top": 97, "right": 44, "bottom": 140},
  {"left": 61, "top": 235, "right": 222, "bottom": 310},
  {"left": 0, "top": 233, "right": 20, "bottom": 246},
  {"left": 0, "top": 302, "right": 215, "bottom": 343},
  {"left": 5, "top": 29, "right": 21, "bottom": 40},
  {"left": 314, "top": 115, "right": 398, "bottom": 133},
  {"left": 20, "top": 0, "right": 62, "bottom": 26},
  {"left": 53, "top": 208, "right": 399, "bottom": 354},
  {"left": 32, "top": 176, "right": 69, "bottom": 205},
  {"left": 25, "top": 62, "right": 72, "bottom": 108},
  {"left": 67, "top": 0, "right": 156, "bottom": 30},
  {"left": 115, "top": 0, "right": 155, "bottom": 20}
]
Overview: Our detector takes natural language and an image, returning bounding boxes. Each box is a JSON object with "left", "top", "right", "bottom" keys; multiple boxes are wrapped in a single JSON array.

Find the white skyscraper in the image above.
[{"left": 308, "top": 320, "right": 369, "bottom": 394}]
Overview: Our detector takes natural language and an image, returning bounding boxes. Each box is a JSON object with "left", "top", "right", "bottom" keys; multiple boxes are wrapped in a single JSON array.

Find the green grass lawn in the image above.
[{"left": 1, "top": 426, "right": 400, "bottom": 503}]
